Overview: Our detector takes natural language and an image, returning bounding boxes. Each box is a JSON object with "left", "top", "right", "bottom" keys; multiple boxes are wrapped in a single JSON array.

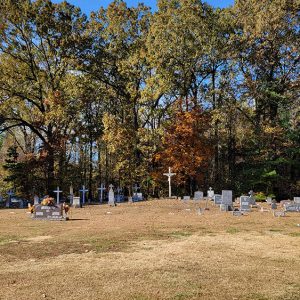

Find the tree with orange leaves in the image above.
[{"left": 154, "top": 102, "right": 213, "bottom": 196}]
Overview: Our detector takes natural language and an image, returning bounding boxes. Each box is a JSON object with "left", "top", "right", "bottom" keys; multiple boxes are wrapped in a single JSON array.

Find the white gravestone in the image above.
[
  {"left": 34, "top": 195, "right": 39, "bottom": 205},
  {"left": 294, "top": 197, "right": 300, "bottom": 204},
  {"left": 207, "top": 187, "right": 214, "bottom": 199},
  {"left": 108, "top": 184, "right": 115, "bottom": 206},
  {"left": 194, "top": 191, "right": 203, "bottom": 201},
  {"left": 72, "top": 196, "right": 80, "bottom": 208}
]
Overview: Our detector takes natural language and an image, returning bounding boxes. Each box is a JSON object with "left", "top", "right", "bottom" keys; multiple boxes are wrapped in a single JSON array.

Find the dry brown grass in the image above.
[{"left": 0, "top": 199, "right": 300, "bottom": 300}]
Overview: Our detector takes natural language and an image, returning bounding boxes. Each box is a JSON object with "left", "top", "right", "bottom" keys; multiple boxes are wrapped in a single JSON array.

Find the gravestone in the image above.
[
  {"left": 183, "top": 196, "right": 190, "bottom": 201},
  {"left": 273, "top": 211, "right": 285, "bottom": 217},
  {"left": 207, "top": 187, "right": 214, "bottom": 199},
  {"left": 108, "top": 184, "right": 115, "bottom": 206},
  {"left": 232, "top": 210, "right": 243, "bottom": 217},
  {"left": 79, "top": 185, "right": 88, "bottom": 205},
  {"left": 220, "top": 204, "right": 228, "bottom": 212},
  {"left": 222, "top": 190, "right": 233, "bottom": 205},
  {"left": 194, "top": 191, "right": 203, "bottom": 201},
  {"left": 240, "top": 196, "right": 251, "bottom": 212},
  {"left": 284, "top": 203, "right": 300, "bottom": 212},
  {"left": 98, "top": 184, "right": 106, "bottom": 204},
  {"left": 34, "top": 195, "right": 39, "bottom": 205},
  {"left": 214, "top": 194, "right": 222, "bottom": 205},
  {"left": 260, "top": 207, "right": 270, "bottom": 212},
  {"left": 266, "top": 197, "right": 272, "bottom": 204},
  {"left": 33, "top": 204, "right": 67, "bottom": 221},
  {"left": 72, "top": 197, "right": 80, "bottom": 208},
  {"left": 116, "top": 187, "right": 124, "bottom": 203},
  {"left": 271, "top": 201, "right": 277, "bottom": 210},
  {"left": 294, "top": 197, "right": 300, "bottom": 204},
  {"left": 53, "top": 187, "right": 62, "bottom": 205}
]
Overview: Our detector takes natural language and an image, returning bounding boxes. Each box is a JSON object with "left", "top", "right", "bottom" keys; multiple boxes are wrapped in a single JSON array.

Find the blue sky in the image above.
[{"left": 52, "top": 0, "right": 234, "bottom": 15}]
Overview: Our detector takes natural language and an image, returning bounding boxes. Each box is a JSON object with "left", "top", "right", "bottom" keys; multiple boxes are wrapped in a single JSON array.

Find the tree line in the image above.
[{"left": 0, "top": 0, "right": 299, "bottom": 200}]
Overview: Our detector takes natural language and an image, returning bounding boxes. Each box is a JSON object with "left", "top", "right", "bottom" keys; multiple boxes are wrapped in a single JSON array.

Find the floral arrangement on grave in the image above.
[
  {"left": 41, "top": 197, "right": 56, "bottom": 206},
  {"left": 63, "top": 202, "right": 70, "bottom": 214}
]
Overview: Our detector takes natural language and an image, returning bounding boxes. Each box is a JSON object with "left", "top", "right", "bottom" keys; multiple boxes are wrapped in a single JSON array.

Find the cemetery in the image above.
[{"left": 0, "top": 0, "right": 299, "bottom": 299}]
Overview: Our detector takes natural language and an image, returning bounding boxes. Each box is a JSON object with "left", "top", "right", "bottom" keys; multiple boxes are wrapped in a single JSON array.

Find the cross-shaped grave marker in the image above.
[
  {"left": 53, "top": 186, "right": 63, "bottom": 205},
  {"left": 79, "top": 185, "right": 89, "bottom": 205},
  {"left": 163, "top": 167, "right": 176, "bottom": 198},
  {"left": 98, "top": 183, "right": 106, "bottom": 203}
]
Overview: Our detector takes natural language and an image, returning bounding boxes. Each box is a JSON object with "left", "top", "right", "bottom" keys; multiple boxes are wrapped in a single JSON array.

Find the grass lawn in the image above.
[{"left": 0, "top": 199, "right": 299, "bottom": 300}]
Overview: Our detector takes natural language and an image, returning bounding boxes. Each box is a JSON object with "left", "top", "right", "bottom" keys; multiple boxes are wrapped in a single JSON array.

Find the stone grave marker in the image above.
[
  {"left": 33, "top": 204, "right": 67, "bottom": 220},
  {"left": 194, "top": 191, "right": 203, "bottom": 201},
  {"left": 53, "top": 187, "right": 62, "bottom": 205},
  {"left": 266, "top": 197, "right": 272, "bottom": 204},
  {"left": 34, "top": 195, "right": 39, "bottom": 205},
  {"left": 72, "top": 196, "right": 80, "bottom": 208},
  {"left": 273, "top": 211, "right": 285, "bottom": 217},
  {"left": 240, "top": 196, "right": 251, "bottom": 212},
  {"left": 79, "top": 185, "right": 88, "bottom": 205},
  {"left": 284, "top": 203, "right": 300, "bottom": 212},
  {"left": 183, "top": 196, "right": 190, "bottom": 201},
  {"left": 214, "top": 194, "right": 222, "bottom": 205},
  {"left": 108, "top": 184, "right": 115, "bottom": 206},
  {"left": 221, "top": 190, "right": 233, "bottom": 211},
  {"left": 98, "top": 183, "right": 106, "bottom": 204},
  {"left": 271, "top": 201, "right": 277, "bottom": 210},
  {"left": 232, "top": 210, "right": 242, "bottom": 217},
  {"left": 294, "top": 197, "right": 300, "bottom": 204},
  {"left": 207, "top": 187, "right": 214, "bottom": 199}
]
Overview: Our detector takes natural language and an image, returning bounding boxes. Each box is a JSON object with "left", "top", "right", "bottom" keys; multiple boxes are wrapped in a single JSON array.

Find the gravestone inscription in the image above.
[{"left": 33, "top": 204, "right": 67, "bottom": 220}]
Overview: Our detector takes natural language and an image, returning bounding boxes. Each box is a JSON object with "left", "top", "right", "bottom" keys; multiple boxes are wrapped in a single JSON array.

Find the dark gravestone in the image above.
[
  {"left": 240, "top": 196, "right": 251, "bottom": 212},
  {"left": 214, "top": 194, "right": 222, "bottom": 205},
  {"left": 222, "top": 190, "right": 233, "bottom": 205},
  {"left": 33, "top": 204, "right": 67, "bottom": 221},
  {"left": 232, "top": 210, "right": 243, "bottom": 217}
]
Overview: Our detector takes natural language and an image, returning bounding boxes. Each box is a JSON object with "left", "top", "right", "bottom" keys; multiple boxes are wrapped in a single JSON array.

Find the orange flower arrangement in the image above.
[{"left": 41, "top": 197, "right": 55, "bottom": 206}]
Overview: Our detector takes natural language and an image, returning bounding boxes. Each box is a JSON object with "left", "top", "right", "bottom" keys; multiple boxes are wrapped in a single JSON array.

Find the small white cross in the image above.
[
  {"left": 53, "top": 187, "right": 63, "bottom": 204},
  {"left": 98, "top": 183, "right": 106, "bottom": 203},
  {"left": 163, "top": 167, "right": 176, "bottom": 198}
]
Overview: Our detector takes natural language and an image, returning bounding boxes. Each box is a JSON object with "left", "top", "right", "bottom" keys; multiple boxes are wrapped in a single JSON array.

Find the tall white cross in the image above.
[
  {"left": 79, "top": 185, "right": 89, "bottom": 205},
  {"left": 53, "top": 186, "right": 63, "bottom": 205},
  {"left": 163, "top": 167, "right": 176, "bottom": 198},
  {"left": 98, "top": 183, "right": 106, "bottom": 203}
]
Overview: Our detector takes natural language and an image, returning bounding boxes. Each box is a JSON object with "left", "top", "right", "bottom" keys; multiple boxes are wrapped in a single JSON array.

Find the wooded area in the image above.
[{"left": 0, "top": 0, "right": 299, "bottom": 200}]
